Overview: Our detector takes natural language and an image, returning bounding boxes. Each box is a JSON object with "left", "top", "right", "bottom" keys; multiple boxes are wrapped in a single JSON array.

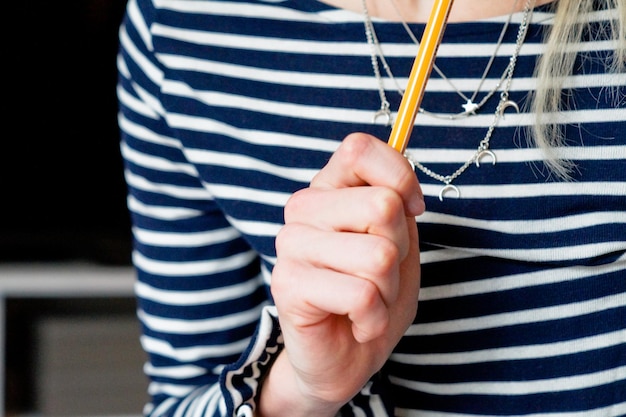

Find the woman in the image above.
[{"left": 116, "top": 0, "right": 626, "bottom": 415}]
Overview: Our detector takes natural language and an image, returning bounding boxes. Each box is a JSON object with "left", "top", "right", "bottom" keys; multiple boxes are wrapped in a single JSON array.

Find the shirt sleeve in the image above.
[{"left": 116, "top": 0, "right": 282, "bottom": 415}]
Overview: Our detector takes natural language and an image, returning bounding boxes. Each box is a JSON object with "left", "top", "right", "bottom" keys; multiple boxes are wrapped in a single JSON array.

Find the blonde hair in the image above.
[{"left": 530, "top": 0, "right": 626, "bottom": 179}]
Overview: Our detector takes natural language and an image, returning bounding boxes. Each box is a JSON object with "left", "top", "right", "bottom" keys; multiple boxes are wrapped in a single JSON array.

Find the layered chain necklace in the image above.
[
  {"left": 389, "top": 0, "right": 519, "bottom": 119},
  {"left": 362, "top": 0, "right": 534, "bottom": 200}
]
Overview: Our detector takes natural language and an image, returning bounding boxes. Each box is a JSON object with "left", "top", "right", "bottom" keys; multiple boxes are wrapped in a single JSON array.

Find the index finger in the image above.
[{"left": 312, "top": 133, "right": 425, "bottom": 216}]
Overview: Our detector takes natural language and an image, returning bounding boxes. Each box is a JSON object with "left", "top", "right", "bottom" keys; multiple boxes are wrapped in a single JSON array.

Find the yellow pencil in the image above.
[{"left": 387, "top": 0, "right": 454, "bottom": 154}]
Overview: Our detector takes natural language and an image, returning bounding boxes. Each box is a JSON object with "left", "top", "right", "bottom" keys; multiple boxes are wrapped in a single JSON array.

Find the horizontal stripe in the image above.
[
  {"left": 407, "top": 292, "right": 626, "bottom": 336},
  {"left": 185, "top": 149, "right": 318, "bottom": 182},
  {"left": 158, "top": 52, "right": 625, "bottom": 94},
  {"left": 418, "top": 211, "right": 626, "bottom": 234},
  {"left": 135, "top": 278, "right": 262, "bottom": 305},
  {"left": 122, "top": 142, "right": 197, "bottom": 175},
  {"left": 132, "top": 250, "right": 258, "bottom": 276},
  {"left": 419, "top": 254, "right": 625, "bottom": 301},
  {"left": 141, "top": 334, "right": 251, "bottom": 360},
  {"left": 389, "top": 365, "right": 626, "bottom": 395},
  {"left": 420, "top": 181, "right": 626, "bottom": 200},
  {"left": 397, "top": 401, "right": 626, "bottom": 417},
  {"left": 127, "top": 195, "right": 204, "bottom": 221},
  {"left": 144, "top": 363, "right": 208, "bottom": 379},
  {"left": 138, "top": 305, "right": 264, "bottom": 334},
  {"left": 391, "top": 328, "right": 626, "bottom": 365},
  {"left": 408, "top": 145, "right": 626, "bottom": 164},
  {"left": 126, "top": 170, "right": 210, "bottom": 199},
  {"left": 133, "top": 226, "right": 241, "bottom": 247},
  {"left": 224, "top": 216, "right": 283, "bottom": 237},
  {"left": 160, "top": 77, "right": 624, "bottom": 126}
]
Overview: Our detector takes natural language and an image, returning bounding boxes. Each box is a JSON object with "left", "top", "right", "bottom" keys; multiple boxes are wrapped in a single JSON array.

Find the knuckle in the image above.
[
  {"left": 369, "top": 238, "right": 400, "bottom": 275},
  {"left": 338, "top": 133, "right": 373, "bottom": 165},
  {"left": 270, "top": 259, "right": 298, "bottom": 301},
  {"left": 352, "top": 282, "right": 390, "bottom": 342},
  {"left": 275, "top": 223, "right": 303, "bottom": 255},
  {"left": 355, "top": 279, "right": 381, "bottom": 310},
  {"left": 283, "top": 189, "right": 308, "bottom": 222},
  {"left": 368, "top": 188, "right": 404, "bottom": 225}
]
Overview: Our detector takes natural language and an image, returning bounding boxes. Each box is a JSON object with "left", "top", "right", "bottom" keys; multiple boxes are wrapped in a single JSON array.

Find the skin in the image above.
[
  {"left": 258, "top": 1, "right": 556, "bottom": 415},
  {"left": 318, "top": 0, "right": 555, "bottom": 22},
  {"left": 263, "top": 134, "right": 424, "bottom": 417}
]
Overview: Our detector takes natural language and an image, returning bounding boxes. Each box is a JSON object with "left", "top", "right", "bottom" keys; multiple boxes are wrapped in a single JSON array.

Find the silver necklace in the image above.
[
  {"left": 363, "top": 0, "right": 534, "bottom": 200},
  {"left": 388, "top": 0, "right": 519, "bottom": 119},
  {"left": 362, "top": 0, "right": 525, "bottom": 122}
]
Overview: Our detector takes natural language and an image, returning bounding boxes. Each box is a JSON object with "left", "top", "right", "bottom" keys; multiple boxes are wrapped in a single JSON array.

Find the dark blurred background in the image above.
[
  {"left": 2, "top": 2, "right": 147, "bottom": 415},
  {"left": 3, "top": 0, "right": 132, "bottom": 265}
]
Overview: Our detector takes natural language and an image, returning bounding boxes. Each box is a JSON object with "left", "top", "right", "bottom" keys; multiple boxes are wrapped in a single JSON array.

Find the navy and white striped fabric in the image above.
[{"left": 116, "top": 0, "right": 626, "bottom": 415}]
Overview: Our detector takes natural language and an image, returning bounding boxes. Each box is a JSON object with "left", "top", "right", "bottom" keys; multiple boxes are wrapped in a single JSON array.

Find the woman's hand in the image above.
[{"left": 261, "top": 133, "right": 424, "bottom": 417}]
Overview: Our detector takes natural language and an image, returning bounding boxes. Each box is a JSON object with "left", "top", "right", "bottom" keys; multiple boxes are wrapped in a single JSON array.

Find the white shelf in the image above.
[
  {"left": 0, "top": 262, "right": 139, "bottom": 417},
  {"left": 0, "top": 262, "right": 135, "bottom": 297}
]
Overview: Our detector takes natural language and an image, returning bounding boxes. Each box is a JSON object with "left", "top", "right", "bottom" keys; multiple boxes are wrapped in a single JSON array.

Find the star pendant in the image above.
[{"left": 462, "top": 99, "right": 479, "bottom": 114}]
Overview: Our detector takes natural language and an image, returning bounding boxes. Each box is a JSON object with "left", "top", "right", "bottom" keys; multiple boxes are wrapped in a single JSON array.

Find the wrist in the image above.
[{"left": 255, "top": 351, "right": 343, "bottom": 417}]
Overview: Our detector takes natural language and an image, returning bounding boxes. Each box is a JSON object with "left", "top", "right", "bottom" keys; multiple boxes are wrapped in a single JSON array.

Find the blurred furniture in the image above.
[{"left": 1, "top": 262, "right": 146, "bottom": 416}]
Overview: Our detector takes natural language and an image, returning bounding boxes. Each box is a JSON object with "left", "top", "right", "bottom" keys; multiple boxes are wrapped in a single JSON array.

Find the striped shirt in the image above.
[{"left": 116, "top": 0, "right": 626, "bottom": 415}]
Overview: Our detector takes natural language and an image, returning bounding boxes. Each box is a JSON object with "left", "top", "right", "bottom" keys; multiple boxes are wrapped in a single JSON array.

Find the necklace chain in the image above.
[
  {"left": 362, "top": 0, "right": 534, "bottom": 200},
  {"left": 387, "top": 0, "right": 520, "bottom": 119}
]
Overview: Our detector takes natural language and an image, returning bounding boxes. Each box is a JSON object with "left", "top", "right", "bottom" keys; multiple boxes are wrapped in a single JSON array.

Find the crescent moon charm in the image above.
[
  {"left": 499, "top": 100, "right": 520, "bottom": 116},
  {"left": 373, "top": 109, "right": 392, "bottom": 126},
  {"left": 439, "top": 184, "right": 460, "bottom": 201},
  {"left": 475, "top": 149, "right": 497, "bottom": 167}
]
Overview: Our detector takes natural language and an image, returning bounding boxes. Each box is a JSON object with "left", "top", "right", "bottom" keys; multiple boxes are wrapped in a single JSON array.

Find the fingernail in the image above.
[{"left": 408, "top": 193, "right": 426, "bottom": 216}]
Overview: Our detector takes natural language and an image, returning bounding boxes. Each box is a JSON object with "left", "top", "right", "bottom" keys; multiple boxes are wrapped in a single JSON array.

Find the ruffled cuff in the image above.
[{"left": 220, "top": 305, "right": 283, "bottom": 417}]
